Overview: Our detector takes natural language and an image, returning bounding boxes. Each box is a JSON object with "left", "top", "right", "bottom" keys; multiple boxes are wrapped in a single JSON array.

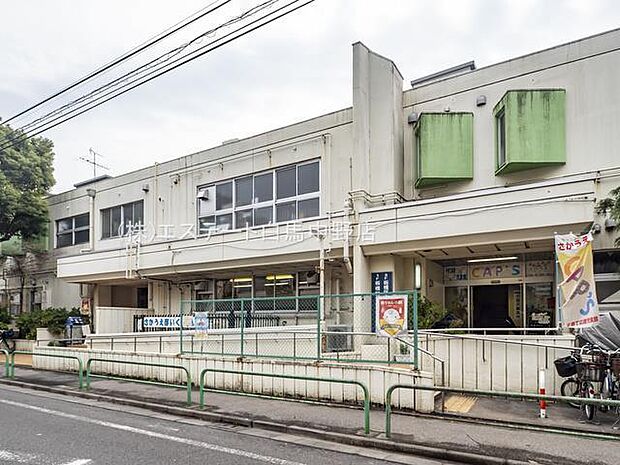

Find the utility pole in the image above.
[{"left": 78, "top": 148, "right": 109, "bottom": 178}]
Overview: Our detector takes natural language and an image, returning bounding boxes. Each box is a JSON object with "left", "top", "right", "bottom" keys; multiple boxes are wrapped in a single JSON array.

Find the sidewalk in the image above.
[{"left": 3, "top": 367, "right": 620, "bottom": 465}]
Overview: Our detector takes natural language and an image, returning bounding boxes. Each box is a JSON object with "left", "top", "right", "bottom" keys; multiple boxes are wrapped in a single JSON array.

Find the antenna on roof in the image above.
[{"left": 78, "top": 148, "right": 110, "bottom": 178}]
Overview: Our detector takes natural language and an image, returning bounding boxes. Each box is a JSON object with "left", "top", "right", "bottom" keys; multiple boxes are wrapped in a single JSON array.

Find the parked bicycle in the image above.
[
  {"left": 556, "top": 344, "right": 620, "bottom": 422},
  {"left": 0, "top": 329, "right": 17, "bottom": 354}
]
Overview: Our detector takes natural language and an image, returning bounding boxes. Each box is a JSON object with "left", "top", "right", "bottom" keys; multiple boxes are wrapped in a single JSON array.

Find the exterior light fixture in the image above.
[
  {"left": 467, "top": 256, "right": 518, "bottom": 263},
  {"left": 414, "top": 263, "right": 422, "bottom": 290}
]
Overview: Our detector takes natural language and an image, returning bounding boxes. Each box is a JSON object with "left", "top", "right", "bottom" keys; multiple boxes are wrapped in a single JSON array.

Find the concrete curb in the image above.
[{"left": 0, "top": 378, "right": 542, "bottom": 465}]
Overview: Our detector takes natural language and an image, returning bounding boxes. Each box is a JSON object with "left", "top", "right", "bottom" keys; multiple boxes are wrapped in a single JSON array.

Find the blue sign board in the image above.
[{"left": 371, "top": 271, "right": 393, "bottom": 331}]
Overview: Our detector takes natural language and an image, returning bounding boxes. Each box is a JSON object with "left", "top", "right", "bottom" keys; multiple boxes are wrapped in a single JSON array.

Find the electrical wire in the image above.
[
  {"left": 14, "top": 0, "right": 278, "bottom": 135},
  {"left": 1, "top": 0, "right": 232, "bottom": 127},
  {"left": 0, "top": 0, "right": 312, "bottom": 152}
]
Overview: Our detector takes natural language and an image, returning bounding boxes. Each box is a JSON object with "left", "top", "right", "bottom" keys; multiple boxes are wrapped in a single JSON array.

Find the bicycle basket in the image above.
[
  {"left": 577, "top": 362, "right": 604, "bottom": 381},
  {"left": 554, "top": 355, "right": 578, "bottom": 378}
]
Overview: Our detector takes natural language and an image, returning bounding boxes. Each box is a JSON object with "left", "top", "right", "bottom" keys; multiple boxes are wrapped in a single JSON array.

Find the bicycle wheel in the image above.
[
  {"left": 561, "top": 378, "right": 581, "bottom": 408},
  {"left": 583, "top": 381, "right": 597, "bottom": 421}
]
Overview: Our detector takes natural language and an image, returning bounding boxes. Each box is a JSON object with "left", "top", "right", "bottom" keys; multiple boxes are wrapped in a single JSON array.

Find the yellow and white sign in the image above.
[
  {"left": 375, "top": 295, "right": 408, "bottom": 337},
  {"left": 555, "top": 232, "right": 599, "bottom": 328}
]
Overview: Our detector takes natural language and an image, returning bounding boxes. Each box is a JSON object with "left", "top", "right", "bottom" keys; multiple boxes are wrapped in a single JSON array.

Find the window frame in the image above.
[
  {"left": 100, "top": 200, "right": 144, "bottom": 239},
  {"left": 55, "top": 213, "right": 90, "bottom": 248},
  {"left": 197, "top": 160, "right": 320, "bottom": 236},
  {"left": 496, "top": 107, "right": 507, "bottom": 170}
]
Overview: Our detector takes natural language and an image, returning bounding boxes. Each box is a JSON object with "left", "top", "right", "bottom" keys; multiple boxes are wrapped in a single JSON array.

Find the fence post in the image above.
[
  {"left": 179, "top": 301, "right": 184, "bottom": 355},
  {"left": 240, "top": 298, "right": 245, "bottom": 358},
  {"left": 413, "top": 291, "right": 419, "bottom": 369},
  {"left": 316, "top": 295, "right": 321, "bottom": 361}
]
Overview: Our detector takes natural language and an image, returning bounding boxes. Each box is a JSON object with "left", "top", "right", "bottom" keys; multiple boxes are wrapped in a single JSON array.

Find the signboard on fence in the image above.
[
  {"left": 375, "top": 294, "right": 408, "bottom": 337},
  {"left": 194, "top": 312, "right": 208, "bottom": 338},
  {"left": 555, "top": 232, "right": 599, "bottom": 328}
]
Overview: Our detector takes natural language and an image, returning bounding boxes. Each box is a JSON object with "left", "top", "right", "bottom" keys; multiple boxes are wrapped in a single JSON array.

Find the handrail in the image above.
[
  {"left": 1, "top": 349, "right": 9, "bottom": 377},
  {"left": 9, "top": 350, "right": 84, "bottom": 389},
  {"left": 395, "top": 336, "right": 445, "bottom": 385},
  {"left": 421, "top": 327, "right": 562, "bottom": 333},
  {"left": 199, "top": 367, "right": 371, "bottom": 434},
  {"left": 384, "top": 384, "right": 620, "bottom": 438},
  {"left": 416, "top": 330, "right": 577, "bottom": 351},
  {"left": 85, "top": 358, "right": 192, "bottom": 405}
]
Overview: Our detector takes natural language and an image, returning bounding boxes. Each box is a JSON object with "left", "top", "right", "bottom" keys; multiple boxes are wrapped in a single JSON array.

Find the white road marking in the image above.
[
  {"left": 0, "top": 449, "right": 37, "bottom": 463},
  {"left": 0, "top": 399, "right": 305, "bottom": 465},
  {"left": 60, "top": 461, "right": 92, "bottom": 465}
]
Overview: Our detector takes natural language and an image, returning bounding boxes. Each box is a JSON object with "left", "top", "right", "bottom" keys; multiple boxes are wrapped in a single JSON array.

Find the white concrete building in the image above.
[{"left": 24, "top": 29, "right": 620, "bottom": 334}]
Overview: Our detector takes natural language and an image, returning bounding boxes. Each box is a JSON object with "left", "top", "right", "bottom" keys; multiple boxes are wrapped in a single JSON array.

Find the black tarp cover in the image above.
[{"left": 579, "top": 312, "right": 620, "bottom": 351}]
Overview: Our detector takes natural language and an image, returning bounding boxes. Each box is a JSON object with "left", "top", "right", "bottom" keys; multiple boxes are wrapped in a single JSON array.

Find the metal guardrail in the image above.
[
  {"left": 1, "top": 349, "right": 9, "bottom": 377},
  {"left": 384, "top": 384, "right": 620, "bottom": 438},
  {"left": 198, "top": 367, "right": 371, "bottom": 434},
  {"left": 85, "top": 358, "right": 192, "bottom": 405},
  {"left": 9, "top": 350, "right": 84, "bottom": 389}
]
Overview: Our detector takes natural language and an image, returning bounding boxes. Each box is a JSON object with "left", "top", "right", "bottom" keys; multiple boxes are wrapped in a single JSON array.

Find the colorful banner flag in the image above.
[
  {"left": 375, "top": 295, "right": 408, "bottom": 337},
  {"left": 555, "top": 232, "right": 599, "bottom": 328}
]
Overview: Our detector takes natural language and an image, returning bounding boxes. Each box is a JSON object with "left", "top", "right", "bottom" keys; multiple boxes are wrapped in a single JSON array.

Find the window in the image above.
[
  {"left": 216, "top": 182, "right": 233, "bottom": 210},
  {"left": 496, "top": 108, "right": 506, "bottom": 169},
  {"left": 197, "top": 161, "right": 320, "bottom": 234},
  {"left": 235, "top": 176, "right": 253, "bottom": 207},
  {"left": 298, "top": 198, "right": 319, "bottom": 219},
  {"left": 56, "top": 213, "right": 90, "bottom": 248},
  {"left": 276, "top": 166, "right": 296, "bottom": 199},
  {"left": 254, "top": 172, "right": 273, "bottom": 203},
  {"left": 101, "top": 201, "right": 144, "bottom": 239},
  {"left": 298, "top": 161, "right": 319, "bottom": 195}
]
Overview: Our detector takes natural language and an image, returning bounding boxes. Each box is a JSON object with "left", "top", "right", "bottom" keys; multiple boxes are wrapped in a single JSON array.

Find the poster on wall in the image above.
[
  {"left": 375, "top": 294, "right": 408, "bottom": 337},
  {"left": 555, "top": 232, "right": 599, "bottom": 328},
  {"left": 194, "top": 312, "right": 209, "bottom": 339}
]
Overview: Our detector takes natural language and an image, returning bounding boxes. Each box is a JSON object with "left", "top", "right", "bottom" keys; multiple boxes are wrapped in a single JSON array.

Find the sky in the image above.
[{"left": 1, "top": 0, "right": 619, "bottom": 194}]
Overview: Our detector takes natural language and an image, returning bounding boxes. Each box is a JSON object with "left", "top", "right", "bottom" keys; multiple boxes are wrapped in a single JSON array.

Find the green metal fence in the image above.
[
  {"left": 198, "top": 367, "right": 371, "bottom": 434},
  {"left": 179, "top": 291, "right": 419, "bottom": 366},
  {"left": 86, "top": 358, "right": 192, "bottom": 405}
]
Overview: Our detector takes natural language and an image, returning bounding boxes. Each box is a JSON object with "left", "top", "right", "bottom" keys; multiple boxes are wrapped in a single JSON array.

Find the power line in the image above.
[
  {"left": 0, "top": 0, "right": 313, "bottom": 152},
  {"left": 15, "top": 0, "right": 278, "bottom": 135},
  {"left": 2, "top": 0, "right": 232, "bottom": 127}
]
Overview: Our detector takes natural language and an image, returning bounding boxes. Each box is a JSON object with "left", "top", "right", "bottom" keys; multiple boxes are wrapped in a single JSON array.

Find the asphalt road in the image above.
[{"left": 0, "top": 386, "right": 452, "bottom": 465}]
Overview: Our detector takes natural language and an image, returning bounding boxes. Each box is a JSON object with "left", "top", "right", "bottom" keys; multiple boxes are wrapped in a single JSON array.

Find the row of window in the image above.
[
  {"left": 197, "top": 160, "right": 320, "bottom": 233},
  {"left": 55, "top": 201, "right": 144, "bottom": 248},
  {"left": 55, "top": 162, "right": 321, "bottom": 247}
]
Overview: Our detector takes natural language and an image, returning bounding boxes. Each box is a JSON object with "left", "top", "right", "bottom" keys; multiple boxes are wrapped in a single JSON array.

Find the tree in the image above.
[
  {"left": 0, "top": 123, "right": 55, "bottom": 242},
  {"left": 596, "top": 186, "right": 620, "bottom": 246}
]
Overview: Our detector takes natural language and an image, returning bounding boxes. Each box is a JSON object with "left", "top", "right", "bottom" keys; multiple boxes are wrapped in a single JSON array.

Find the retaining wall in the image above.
[{"left": 31, "top": 346, "right": 434, "bottom": 412}]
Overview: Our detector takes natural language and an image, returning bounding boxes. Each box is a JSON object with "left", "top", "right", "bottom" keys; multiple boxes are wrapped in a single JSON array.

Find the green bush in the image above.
[
  {"left": 0, "top": 308, "right": 12, "bottom": 331},
  {"left": 16, "top": 307, "right": 82, "bottom": 340}
]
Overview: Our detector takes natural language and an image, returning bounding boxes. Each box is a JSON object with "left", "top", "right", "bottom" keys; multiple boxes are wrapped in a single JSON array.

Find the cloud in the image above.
[{"left": 1, "top": 0, "right": 619, "bottom": 193}]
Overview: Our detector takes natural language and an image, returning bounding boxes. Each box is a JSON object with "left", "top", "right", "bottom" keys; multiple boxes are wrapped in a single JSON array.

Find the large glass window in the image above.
[
  {"left": 526, "top": 282, "right": 554, "bottom": 328},
  {"left": 101, "top": 201, "right": 144, "bottom": 239},
  {"left": 198, "top": 161, "right": 320, "bottom": 234},
  {"left": 276, "top": 166, "right": 296, "bottom": 199},
  {"left": 56, "top": 213, "right": 90, "bottom": 248},
  {"left": 216, "top": 182, "right": 233, "bottom": 210},
  {"left": 254, "top": 172, "right": 273, "bottom": 203},
  {"left": 298, "top": 161, "right": 319, "bottom": 195},
  {"left": 235, "top": 176, "right": 253, "bottom": 207}
]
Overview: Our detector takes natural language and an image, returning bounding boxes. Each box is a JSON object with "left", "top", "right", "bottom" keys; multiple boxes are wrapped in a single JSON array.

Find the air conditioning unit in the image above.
[{"left": 325, "top": 324, "right": 353, "bottom": 353}]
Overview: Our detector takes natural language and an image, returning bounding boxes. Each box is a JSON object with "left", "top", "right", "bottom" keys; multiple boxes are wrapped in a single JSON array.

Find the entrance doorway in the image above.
[{"left": 472, "top": 285, "right": 516, "bottom": 328}]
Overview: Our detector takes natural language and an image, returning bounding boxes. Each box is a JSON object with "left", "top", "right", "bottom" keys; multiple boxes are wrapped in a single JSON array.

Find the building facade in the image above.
[{"left": 11, "top": 29, "right": 620, "bottom": 333}]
